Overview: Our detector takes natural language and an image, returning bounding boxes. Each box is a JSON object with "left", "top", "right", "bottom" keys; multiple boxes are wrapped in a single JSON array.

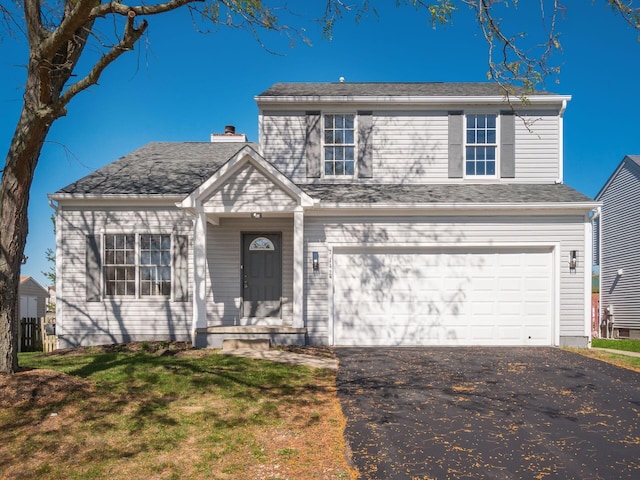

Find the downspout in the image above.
[
  {"left": 590, "top": 206, "right": 602, "bottom": 340},
  {"left": 557, "top": 100, "right": 567, "bottom": 184},
  {"left": 47, "top": 196, "right": 62, "bottom": 343}
]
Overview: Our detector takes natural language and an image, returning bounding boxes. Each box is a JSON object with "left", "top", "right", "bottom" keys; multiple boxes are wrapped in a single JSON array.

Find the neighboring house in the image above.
[
  {"left": 49, "top": 82, "right": 598, "bottom": 349},
  {"left": 594, "top": 155, "right": 640, "bottom": 339},
  {"left": 18, "top": 276, "right": 48, "bottom": 320},
  {"left": 46, "top": 285, "right": 56, "bottom": 312}
]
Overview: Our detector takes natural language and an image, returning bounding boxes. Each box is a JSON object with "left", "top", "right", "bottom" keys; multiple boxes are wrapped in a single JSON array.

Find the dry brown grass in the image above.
[{"left": 0, "top": 344, "right": 358, "bottom": 480}]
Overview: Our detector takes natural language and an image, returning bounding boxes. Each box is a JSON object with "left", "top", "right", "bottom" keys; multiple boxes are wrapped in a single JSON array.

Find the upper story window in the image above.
[
  {"left": 104, "top": 233, "right": 171, "bottom": 297},
  {"left": 465, "top": 114, "right": 497, "bottom": 176},
  {"left": 324, "top": 114, "right": 355, "bottom": 176}
]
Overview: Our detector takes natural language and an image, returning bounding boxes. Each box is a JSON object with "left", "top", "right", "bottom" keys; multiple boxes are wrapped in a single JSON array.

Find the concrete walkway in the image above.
[
  {"left": 592, "top": 347, "right": 640, "bottom": 358},
  {"left": 220, "top": 346, "right": 640, "bottom": 371},
  {"left": 220, "top": 348, "right": 338, "bottom": 369}
]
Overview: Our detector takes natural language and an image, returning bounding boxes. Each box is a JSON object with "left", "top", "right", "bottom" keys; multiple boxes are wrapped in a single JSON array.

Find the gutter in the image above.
[
  {"left": 47, "top": 195, "right": 59, "bottom": 213},
  {"left": 48, "top": 193, "right": 186, "bottom": 201},
  {"left": 305, "top": 201, "right": 600, "bottom": 213}
]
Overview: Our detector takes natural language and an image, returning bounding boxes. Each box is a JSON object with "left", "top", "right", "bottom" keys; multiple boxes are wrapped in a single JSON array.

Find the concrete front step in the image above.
[
  {"left": 222, "top": 338, "right": 270, "bottom": 351},
  {"left": 195, "top": 326, "right": 307, "bottom": 349}
]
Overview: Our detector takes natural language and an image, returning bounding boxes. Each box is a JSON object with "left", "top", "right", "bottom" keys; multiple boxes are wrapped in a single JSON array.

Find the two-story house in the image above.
[{"left": 49, "top": 82, "right": 597, "bottom": 349}]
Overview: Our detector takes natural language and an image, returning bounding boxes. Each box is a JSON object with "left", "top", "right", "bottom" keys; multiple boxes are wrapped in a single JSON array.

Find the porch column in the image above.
[
  {"left": 292, "top": 206, "right": 304, "bottom": 328},
  {"left": 191, "top": 201, "right": 207, "bottom": 345}
]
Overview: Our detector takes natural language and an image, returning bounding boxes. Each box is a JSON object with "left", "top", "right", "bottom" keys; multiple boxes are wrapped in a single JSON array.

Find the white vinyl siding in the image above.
[
  {"left": 514, "top": 112, "right": 560, "bottom": 182},
  {"left": 373, "top": 112, "right": 449, "bottom": 181},
  {"left": 304, "top": 241, "right": 331, "bottom": 345},
  {"left": 599, "top": 160, "right": 640, "bottom": 331},
  {"left": 203, "top": 163, "right": 298, "bottom": 211},
  {"left": 303, "top": 215, "right": 587, "bottom": 345},
  {"left": 55, "top": 206, "right": 193, "bottom": 347},
  {"left": 260, "top": 112, "right": 307, "bottom": 180},
  {"left": 260, "top": 109, "right": 561, "bottom": 184},
  {"left": 205, "top": 217, "right": 294, "bottom": 326}
]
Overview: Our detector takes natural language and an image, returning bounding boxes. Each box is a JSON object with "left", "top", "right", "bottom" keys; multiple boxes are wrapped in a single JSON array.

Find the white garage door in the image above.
[{"left": 333, "top": 248, "right": 553, "bottom": 346}]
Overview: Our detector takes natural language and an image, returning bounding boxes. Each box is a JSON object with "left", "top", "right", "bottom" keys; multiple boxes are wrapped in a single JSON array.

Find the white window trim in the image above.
[
  {"left": 322, "top": 112, "right": 357, "bottom": 179},
  {"left": 102, "top": 232, "right": 173, "bottom": 299},
  {"left": 464, "top": 112, "right": 500, "bottom": 179}
]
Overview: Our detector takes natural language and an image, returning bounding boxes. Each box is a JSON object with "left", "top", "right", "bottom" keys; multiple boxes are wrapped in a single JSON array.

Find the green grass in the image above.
[
  {"left": 1, "top": 348, "right": 350, "bottom": 480},
  {"left": 592, "top": 338, "right": 640, "bottom": 353}
]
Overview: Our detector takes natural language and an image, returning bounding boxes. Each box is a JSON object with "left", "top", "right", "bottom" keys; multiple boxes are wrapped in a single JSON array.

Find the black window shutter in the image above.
[
  {"left": 500, "top": 111, "right": 516, "bottom": 178},
  {"left": 173, "top": 235, "right": 189, "bottom": 302},
  {"left": 448, "top": 111, "right": 464, "bottom": 178},
  {"left": 358, "top": 111, "right": 373, "bottom": 178},
  {"left": 305, "top": 111, "right": 321, "bottom": 178},
  {"left": 86, "top": 235, "right": 101, "bottom": 302}
]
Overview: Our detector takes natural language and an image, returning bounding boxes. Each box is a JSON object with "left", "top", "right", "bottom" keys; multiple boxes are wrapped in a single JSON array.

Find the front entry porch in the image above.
[
  {"left": 195, "top": 325, "right": 307, "bottom": 348},
  {"left": 178, "top": 146, "right": 314, "bottom": 348}
]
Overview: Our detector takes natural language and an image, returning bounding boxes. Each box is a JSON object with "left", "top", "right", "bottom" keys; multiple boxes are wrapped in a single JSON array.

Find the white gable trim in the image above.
[{"left": 180, "top": 146, "right": 314, "bottom": 210}]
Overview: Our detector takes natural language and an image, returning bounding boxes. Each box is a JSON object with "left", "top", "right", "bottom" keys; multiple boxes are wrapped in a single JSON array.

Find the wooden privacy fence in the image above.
[{"left": 19, "top": 316, "right": 58, "bottom": 353}]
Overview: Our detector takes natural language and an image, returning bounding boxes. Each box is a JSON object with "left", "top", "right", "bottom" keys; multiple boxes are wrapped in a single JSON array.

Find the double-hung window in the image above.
[
  {"left": 466, "top": 114, "right": 497, "bottom": 176},
  {"left": 324, "top": 114, "right": 355, "bottom": 176},
  {"left": 104, "top": 234, "right": 136, "bottom": 296},
  {"left": 140, "top": 234, "right": 171, "bottom": 296},
  {"left": 104, "top": 233, "right": 171, "bottom": 297}
]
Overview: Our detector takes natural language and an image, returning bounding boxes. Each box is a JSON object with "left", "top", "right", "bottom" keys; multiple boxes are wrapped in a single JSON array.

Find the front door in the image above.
[{"left": 242, "top": 233, "right": 282, "bottom": 318}]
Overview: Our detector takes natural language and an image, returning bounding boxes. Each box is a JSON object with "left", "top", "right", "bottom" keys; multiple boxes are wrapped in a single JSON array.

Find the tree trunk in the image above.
[{"left": 0, "top": 104, "right": 54, "bottom": 374}]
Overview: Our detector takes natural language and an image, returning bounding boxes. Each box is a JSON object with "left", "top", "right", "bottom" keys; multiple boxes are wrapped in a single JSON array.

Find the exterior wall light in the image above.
[
  {"left": 312, "top": 251, "right": 319, "bottom": 272},
  {"left": 570, "top": 250, "right": 577, "bottom": 271},
  {"left": 251, "top": 212, "right": 262, "bottom": 219}
]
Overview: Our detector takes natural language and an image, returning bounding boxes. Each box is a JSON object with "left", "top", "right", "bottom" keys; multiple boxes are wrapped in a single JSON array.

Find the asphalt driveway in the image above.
[{"left": 335, "top": 347, "right": 640, "bottom": 480}]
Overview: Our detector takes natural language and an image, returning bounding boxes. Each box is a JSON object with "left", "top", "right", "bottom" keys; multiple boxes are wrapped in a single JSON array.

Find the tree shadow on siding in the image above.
[
  {"left": 305, "top": 219, "right": 501, "bottom": 346},
  {"left": 58, "top": 209, "right": 190, "bottom": 347}
]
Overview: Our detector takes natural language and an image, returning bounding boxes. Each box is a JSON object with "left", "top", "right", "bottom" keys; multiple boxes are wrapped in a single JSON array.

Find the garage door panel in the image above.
[{"left": 333, "top": 249, "right": 553, "bottom": 346}]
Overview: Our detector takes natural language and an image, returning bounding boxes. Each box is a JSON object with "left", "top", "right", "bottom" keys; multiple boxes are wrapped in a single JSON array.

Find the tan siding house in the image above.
[{"left": 18, "top": 276, "right": 49, "bottom": 319}]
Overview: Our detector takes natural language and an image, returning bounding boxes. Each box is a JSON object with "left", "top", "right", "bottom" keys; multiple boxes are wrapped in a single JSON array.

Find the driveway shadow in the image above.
[{"left": 336, "top": 347, "right": 640, "bottom": 480}]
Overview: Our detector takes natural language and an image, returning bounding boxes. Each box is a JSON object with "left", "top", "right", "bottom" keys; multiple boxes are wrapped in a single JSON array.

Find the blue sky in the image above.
[{"left": 1, "top": 1, "right": 639, "bottom": 287}]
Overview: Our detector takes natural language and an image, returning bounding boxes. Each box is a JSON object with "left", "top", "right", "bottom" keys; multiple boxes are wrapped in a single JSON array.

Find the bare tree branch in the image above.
[
  {"left": 91, "top": 0, "right": 200, "bottom": 19},
  {"left": 58, "top": 11, "right": 147, "bottom": 109},
  {"left": 38, "top": 0, "right": 96, "bottom": 59}
]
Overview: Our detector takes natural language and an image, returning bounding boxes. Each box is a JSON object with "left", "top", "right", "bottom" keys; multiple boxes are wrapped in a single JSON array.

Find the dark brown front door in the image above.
[{"left": 242, "top": 233, "right": 282, "bottom": 318}]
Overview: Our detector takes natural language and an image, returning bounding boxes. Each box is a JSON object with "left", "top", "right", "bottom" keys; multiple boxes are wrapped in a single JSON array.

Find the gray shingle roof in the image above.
[
  {"left": 57, "top": 142, "right": 593, "bottom": 206},
  {"left": 300, "top": 183, "right": 594, "bottom": 205},
  {"left": 58, "top": 142, "right": 257, "bottom": 195},
  {"left": 627, "top": 155, "right": 640, "bottom": 167},
  {"left": 257, "top": 82, "right": 557, "bottom": 98}
]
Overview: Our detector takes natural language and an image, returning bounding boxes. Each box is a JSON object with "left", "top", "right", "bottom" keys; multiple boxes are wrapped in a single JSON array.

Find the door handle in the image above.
[{"left": 244, "top": 282, "right": 249, "bottom": 288}]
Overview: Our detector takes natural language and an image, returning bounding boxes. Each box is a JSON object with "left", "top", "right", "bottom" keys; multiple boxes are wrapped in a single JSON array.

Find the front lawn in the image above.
[
  {"left": 0, "top": 344, "right": 355, "bottom": 480},
  {"left": 569, "top": 337, "right": 640, "bottom": 372},
  {"left": 592, "top": 337, "right": 640, "bottom": 353}
]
